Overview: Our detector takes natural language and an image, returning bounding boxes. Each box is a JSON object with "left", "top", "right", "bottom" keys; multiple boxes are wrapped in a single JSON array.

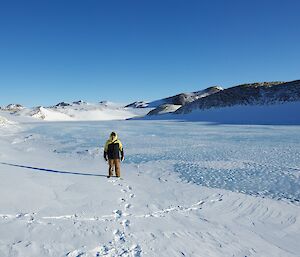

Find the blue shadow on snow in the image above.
[{"left": 0, "top": 162, "right": 107, "bottom": 177}]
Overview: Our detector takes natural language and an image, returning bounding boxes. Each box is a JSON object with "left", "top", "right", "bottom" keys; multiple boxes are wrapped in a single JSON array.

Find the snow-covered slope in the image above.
[
  {"left": 179, "top": 101, "right": 300, "bottom": 124},
  {"left": 50, "top": 102, "right": 149, "bottom": 121},
  {"left": 30, "top": 107, "right": 73, "bottom": 121},
  {"left": 140, "top": 101, "right": 300, "bottom": 125},
  {"left": 147, "top": 104, "right": 182, "bottom": 115},
  {"left": 0, "top": 115, "right": 16, "bottom": 127}
]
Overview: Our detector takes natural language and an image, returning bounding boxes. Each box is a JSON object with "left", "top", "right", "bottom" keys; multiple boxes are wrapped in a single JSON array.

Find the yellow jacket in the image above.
[{"left": 104, "top": 133, "right": 124, "bottom": 160}]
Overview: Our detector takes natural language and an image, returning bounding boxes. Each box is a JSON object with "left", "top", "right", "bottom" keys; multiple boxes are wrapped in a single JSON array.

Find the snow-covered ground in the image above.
[
  {"left": 0, "top": 117, "right": 299, "bottom": 257},
  {"left": 140, "top": 101, "right": 300, "bottom": 125},
  {"left": 0, "top": 115, "right": 17, "bottom": 127}
]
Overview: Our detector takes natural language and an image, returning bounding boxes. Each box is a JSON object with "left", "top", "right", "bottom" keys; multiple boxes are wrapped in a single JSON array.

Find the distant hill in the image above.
[
  {"left": 137, "top": 80, "right": 300, "bottom": 124},
  {"left": 176, "top": 80, "right": 300, "bottom": 114},
  {"left": 1, "top": 80, "right": 299, "bottom": 124},
  {"left": 0, "top": 101, "right": 150, "bottom": 121},
  {"left": 125, "top": 86, "right": 223, "bottom": 110}
]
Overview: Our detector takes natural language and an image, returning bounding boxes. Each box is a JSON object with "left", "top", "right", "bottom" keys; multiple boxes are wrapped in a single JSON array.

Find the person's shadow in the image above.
[{"left": 0, "top": 162, "right": 107, "bottom": 177}]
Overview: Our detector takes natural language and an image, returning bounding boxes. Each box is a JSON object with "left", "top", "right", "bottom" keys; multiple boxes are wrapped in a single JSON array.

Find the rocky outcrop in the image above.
[
  {"left": 125, "top": 101, "right": 149, "bottom": 108},
  {"left": 72, "top": 100, "right": 87, "bottom": 105},
  {"left": 147, "top": 104, "right": 182, "bottom": 115},
  {"left": 55, "top": 102, "right": 71, "bottom": 107},
  {"left": 30, "top": 106, "right": 46, "bottom": 120},
  {"left": 3, "top": 104, "right": 24, "bottom": 111}
]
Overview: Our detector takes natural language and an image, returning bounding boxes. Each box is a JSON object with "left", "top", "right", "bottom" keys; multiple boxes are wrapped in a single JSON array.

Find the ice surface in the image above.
[
  {"left": 1, "top": 119, "right": 300, "bottom": 256},
  {"left": 24, "top": 120, "right": 300, "bottom": 204}
]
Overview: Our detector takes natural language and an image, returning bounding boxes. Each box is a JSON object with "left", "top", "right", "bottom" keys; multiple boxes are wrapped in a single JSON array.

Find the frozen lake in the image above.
[{"left": 26, "top": 120, "right": 300, "bottom": 204}]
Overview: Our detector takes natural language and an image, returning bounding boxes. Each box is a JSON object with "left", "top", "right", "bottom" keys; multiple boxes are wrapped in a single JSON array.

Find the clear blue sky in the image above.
[{"left": 0, "top": 0, "right": 299, "bottom": 107}]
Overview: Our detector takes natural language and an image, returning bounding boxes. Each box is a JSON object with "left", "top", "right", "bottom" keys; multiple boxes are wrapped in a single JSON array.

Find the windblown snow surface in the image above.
[{"left": 0, "top": 118, "right": 299, "bottom": 257}]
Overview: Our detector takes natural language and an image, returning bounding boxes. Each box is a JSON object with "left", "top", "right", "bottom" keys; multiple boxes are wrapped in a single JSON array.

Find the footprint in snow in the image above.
[
  {"left": 124, "top": 203, "right": 132, "bottom": 210},
  {"left": 91, "top": 242, "right": 141, "bottom": 257},
  {"left": 121, "top": 219, "right": 130, "bottom": 228},
  {"left": 129, "top": 194, "right": 135, "bottom": 198},
  {"left": 130, "top": 244, "right": 142, "bottom": 257},
  {"left": 16, "top": 213, "right": 25, "bottom": 218},
  {"left": 113, "top": 210, "right": 122, "bottom": 219},
  {"left": 113, "top": 229, "right": 126, "bottom": 242},
  {"left": 66, "top": 248, "right": 86, "bottom": 257},
  {"left": 108, "top": 178, "right": 122, "bottom": 183}
]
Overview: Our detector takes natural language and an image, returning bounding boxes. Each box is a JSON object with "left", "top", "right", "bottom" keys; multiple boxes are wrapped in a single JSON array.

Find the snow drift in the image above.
[
  {"left": 30, "top": 106, "right": 73, "bottom": 121},
  {"left": 0, "top": 115, "right": 16, "bottom": 127}
]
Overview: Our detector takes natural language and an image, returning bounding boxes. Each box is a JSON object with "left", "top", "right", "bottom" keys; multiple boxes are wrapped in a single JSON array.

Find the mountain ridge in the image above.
[
  {"left": 176, "top": 80, "right": 300, "bottom": 114},
  {"left": 1, "top": 79, "right": 299, "bottom": 123}
]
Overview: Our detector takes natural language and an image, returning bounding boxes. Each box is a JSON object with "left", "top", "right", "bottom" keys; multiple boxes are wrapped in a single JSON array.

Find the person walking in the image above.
[{"left": 104, "top": 132, "right": 124, "bottom": 178}]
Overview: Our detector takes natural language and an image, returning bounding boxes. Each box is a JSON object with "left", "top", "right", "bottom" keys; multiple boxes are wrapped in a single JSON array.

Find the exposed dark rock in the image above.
[
  {"left": 125, "top": 101, "right": 149, "bottom": 108},
  {"left": 2, "top": 104, "right": 24, "bottom": 113},
  {"left": 55, "top": 102, "right": 71, "bottom": 107},
  {"left": 72, "top": 100, "right": 87, "bottom": 105}
]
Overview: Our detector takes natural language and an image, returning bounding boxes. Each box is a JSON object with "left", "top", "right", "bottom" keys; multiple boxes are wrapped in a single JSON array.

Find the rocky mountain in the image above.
[
  {"left": 176, "top": 80, "right": 300, "bottom": 114},
  {"left": 1, "top": 80, "right": 298, "bottom": 123},
  {"left": 148, "top": 86, "right": 223, "bottom": 108},
  {"left": 125, "top": 86, "right": 223, "bottom": 110},
  {"left": 143, "top": 86, "right": 223, "bottom": 115},
  {"left": 1, "top": 104, "right": 24, "bottom": 112}
]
